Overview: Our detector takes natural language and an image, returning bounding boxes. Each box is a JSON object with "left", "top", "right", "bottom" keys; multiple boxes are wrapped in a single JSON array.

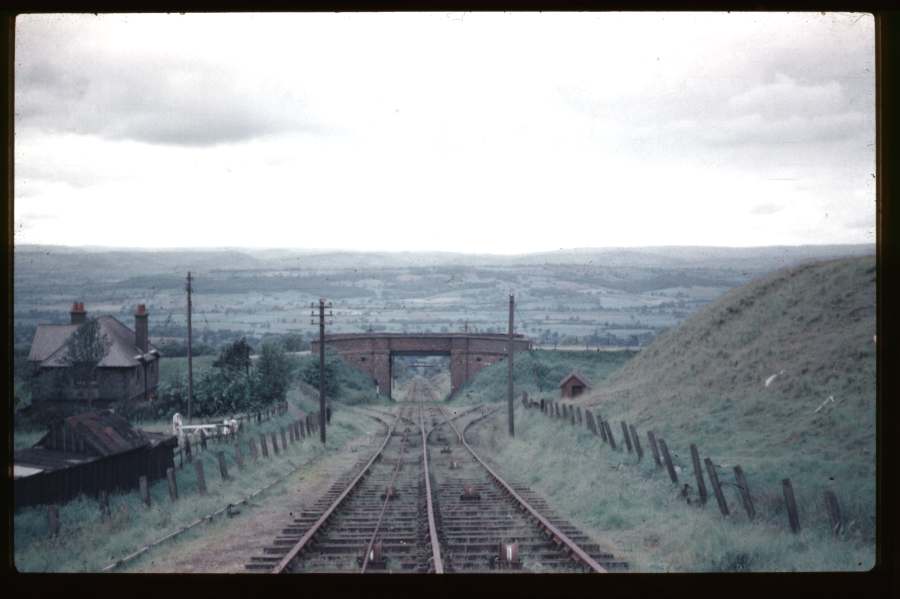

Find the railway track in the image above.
[{"left": 249, "top": 378, "right": 627, "bottom": 573}]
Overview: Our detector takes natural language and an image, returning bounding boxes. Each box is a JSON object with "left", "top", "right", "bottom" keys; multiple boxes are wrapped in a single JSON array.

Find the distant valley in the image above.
[{"left": 13, "top": 244, "right": 874, "bottom": 351}]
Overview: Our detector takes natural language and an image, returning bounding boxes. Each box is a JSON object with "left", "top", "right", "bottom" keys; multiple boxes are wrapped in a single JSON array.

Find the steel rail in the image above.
[
  {"left": 419, "top": 401, "right": 445, "bottom": 573},
  {"left": 360, "top": 421, "right": 408, "bottom": 574},
  {"left": 271, "top": 410, "right": 400, "bottom": 573},
  {"left": 442, "top": 406, "right": 609, "bottom": 574}
]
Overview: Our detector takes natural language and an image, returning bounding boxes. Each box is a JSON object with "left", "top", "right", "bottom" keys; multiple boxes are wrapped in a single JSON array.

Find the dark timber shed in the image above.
[
  {"left": 559, "top": 371, "right": 591, "bottom": 399},
  {"left": 14, "top": 410, "right": 177, "bottom": 509}
]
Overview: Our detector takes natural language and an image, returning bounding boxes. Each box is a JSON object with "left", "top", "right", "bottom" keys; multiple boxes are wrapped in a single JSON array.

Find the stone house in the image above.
[{"left": 27, "top": 303, "right": 160, "bottom": 408}]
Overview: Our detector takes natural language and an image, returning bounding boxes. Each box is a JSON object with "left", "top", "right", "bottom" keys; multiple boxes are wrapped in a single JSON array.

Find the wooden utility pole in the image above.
[
  {"left": 319, "top": 299, "right": 326, "bottom": 444},
  {"left": 311, "top": 298, "right": 333, "bottom": 444},
  {"left": 186, "top": 271, "right": 194, "bottom": 424},
  {"left": 507, "top": 293, "right": 515, "bottom": 437}
]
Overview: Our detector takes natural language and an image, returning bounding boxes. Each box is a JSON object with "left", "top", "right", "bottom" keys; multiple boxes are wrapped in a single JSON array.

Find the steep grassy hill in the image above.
[{"left": 580, "top": 256, "right": 876, "bottom": 538}]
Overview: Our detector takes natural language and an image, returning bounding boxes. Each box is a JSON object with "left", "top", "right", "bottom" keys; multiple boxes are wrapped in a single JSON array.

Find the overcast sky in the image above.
[{"left": 14, "top": 12, "right": 875, "bottom": 254}]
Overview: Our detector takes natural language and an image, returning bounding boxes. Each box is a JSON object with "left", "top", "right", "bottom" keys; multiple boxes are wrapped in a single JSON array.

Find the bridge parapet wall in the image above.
[{"left": 311, "top": 333, "right": 532, "bottom": 399}]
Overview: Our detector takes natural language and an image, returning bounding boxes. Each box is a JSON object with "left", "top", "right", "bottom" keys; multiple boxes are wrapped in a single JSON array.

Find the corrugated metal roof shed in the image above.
[
  {"left": 36, "top": 410, "right": 150, "bottom": 456},
  {"left": 13, "top": 447, "right": 100, "bottom": 474}
]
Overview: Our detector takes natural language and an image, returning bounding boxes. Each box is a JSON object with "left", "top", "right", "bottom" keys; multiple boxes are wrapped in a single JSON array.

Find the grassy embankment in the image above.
[
  {"left": 462, "top": 256, "right": 875, "bottom": 571},
  {"left": 469, "top": 405, "right": 873, "bottom": 572},
  {"left": 13, "top": 401, "right": 380, "bottom": 572}
]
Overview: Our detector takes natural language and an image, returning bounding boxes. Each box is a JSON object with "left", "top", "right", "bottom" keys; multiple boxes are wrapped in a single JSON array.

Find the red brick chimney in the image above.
[
  {"left": 135, "top": 304, "right": 149, "bottom": 353},
  {"left": 70, "top": 302, "right": 87, "bottom": 325}
]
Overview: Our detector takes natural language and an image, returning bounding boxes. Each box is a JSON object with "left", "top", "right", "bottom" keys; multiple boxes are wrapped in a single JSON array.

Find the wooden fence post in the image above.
[
  {"left": 690, "top": 444, "right": 708, "bottom": 505},
  {"left": 298, "top": 421, "right": 305, "bottom": 439},
  {"left": 658, "top": 439, "right": 678, "bottom": 483},
  {"left": 585, "top": 411, "right": 597, "bottom": 434},
  {"left": 289, "top": 424, "right": 295, "bottom": 443},
  {"left": 139, "top": 475, "right": 151, "bottom": 507},
  {"left": 605, "top": 421, "right": 617, "bottom": 449},
  {"left": 217, "top": 451, "right": 230, "bottom": 481},
  {"left": 570, "top": 406, "right": 576, "bottom": 426},
  {"left": 48, "top": 505, "right": 60, "bottom": 537},
  {"left": 249, "top": 437, "right": 259, "bottom": 461},
  {"left": 782, "top": 478, "right": 801, "bottom": 533},
  {"left": 598, "top": 416, "right": 608, "bottom": 443},
  {"left": 184, "top": 435, "right": 192, "bottom": 463},
  {"left": 647, "top": 431, "right": 662, "bottom": 467},
  {"left": 621, "top": 422, "right": 633, "bottom": 453},
  {"left": 733, "top": 466, "right": 755, "bottom": 520},
  {"left": 705, "top": 458, "right": 729, "bottom": 516},
  {"left": 235, "top": 443, "right": 245, "bottom": 470},
  {"left": 260, "top": 434, "right": 269, "bottom": 458},
  {"left": 576, "top": 407, "right": 583, "bottom": 425},
  {"left": 630, "top": 425, "right": 643, "bottom": 461},
  {"left": 281, "top": 427, "right": 288, "bottom": 449},
  {"left": 99, "top": 489, "right": 110, "bottom": 519},
  {"left": 824, "top": 490, "right": 843, "bottom": 536},
  {"left": 271, "top": 432, "right": 280, "bottom": 455},
  {"left": 166, "top": 467, "right": 178, "bottom": 501},
  {"left": 200, "top": 429, "right": 207, "bottom": 450},
  {"left": 194, "top": 460, "right": 207, "bottom": 495}
]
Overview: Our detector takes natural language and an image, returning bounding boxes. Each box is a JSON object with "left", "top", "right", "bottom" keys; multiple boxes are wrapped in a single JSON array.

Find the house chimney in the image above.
[
  {"left": 135, "top": 304, "right": 149, "bottom": 353},
  {"left": 70, "top": 302, "right": 87, "bottom": 325}
]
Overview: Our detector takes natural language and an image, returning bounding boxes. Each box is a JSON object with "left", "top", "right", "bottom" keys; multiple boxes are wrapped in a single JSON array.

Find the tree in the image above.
[
  {"left": 214, "top": 337, "right": 253, "bottom": 377},
  {"left": 278, "top": 333, "right": 308, "bottom": 352},
  {"left": 301, "top": 355, "right": 339, "bottom": 399},
  {"left": 63, "top": 318, "right": 110, "bottom": 407},
  {"left": 532, "top": 360, "right": 551, "bottom": 392},
  {"left": 254, "top": 342, "right": 294, "bottom": 405}
]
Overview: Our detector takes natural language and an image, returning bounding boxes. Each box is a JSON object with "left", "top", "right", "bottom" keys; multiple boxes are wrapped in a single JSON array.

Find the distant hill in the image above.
[
  {"left": 14, "top": 244, "right": 873, "bottom": 275},
  {"left": 581, "top": 256, "right": 876, "bottom": 538}
]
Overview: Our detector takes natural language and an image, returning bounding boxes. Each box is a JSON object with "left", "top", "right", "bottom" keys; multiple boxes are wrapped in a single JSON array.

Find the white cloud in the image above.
[{"left": 13, "top": 12, "right": 876, "bottom": 252}]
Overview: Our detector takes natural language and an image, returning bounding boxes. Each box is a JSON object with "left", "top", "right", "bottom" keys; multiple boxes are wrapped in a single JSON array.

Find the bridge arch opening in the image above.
[{"left": 392, "top": 354, "right": 451, "bottom": 401}]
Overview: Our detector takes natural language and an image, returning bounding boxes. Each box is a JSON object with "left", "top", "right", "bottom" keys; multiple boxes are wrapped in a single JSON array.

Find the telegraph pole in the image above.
[
  {"left": 311, "top": 298, "right": 333, "bottom": 444},
  {"left": 186, "top": 272, "right": 194, "bottom": 424},
  {"left": 507, "top": 293, "right": 515, "bottom": 437}
]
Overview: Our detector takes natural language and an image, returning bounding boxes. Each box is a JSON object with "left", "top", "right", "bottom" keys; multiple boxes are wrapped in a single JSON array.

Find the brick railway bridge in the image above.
[{"left": 311, "top": 333, "right": 533, "bottom": 399}]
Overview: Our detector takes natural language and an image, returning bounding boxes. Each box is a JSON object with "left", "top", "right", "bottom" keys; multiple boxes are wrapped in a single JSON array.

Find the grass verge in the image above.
[
  {"left": 13, "top": 407, "right": 377, "bottom": 572},
  {"left": 467, "top": 405, "right": 874, "bottom": 572}
]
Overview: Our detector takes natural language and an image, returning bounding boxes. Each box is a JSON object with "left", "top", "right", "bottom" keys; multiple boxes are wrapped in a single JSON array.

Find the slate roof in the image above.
[
  {"left": 559, "top": 370, "right": 591, "bottom": 388},
  {"left": 37, "top": 410, "right": 150, "bottom": 456},
  {"left": 28, "top": 324, "right": 80, "bottom": 362},
  {"left": 29, "top": 315, "right": 158, "bottom": 369}
]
